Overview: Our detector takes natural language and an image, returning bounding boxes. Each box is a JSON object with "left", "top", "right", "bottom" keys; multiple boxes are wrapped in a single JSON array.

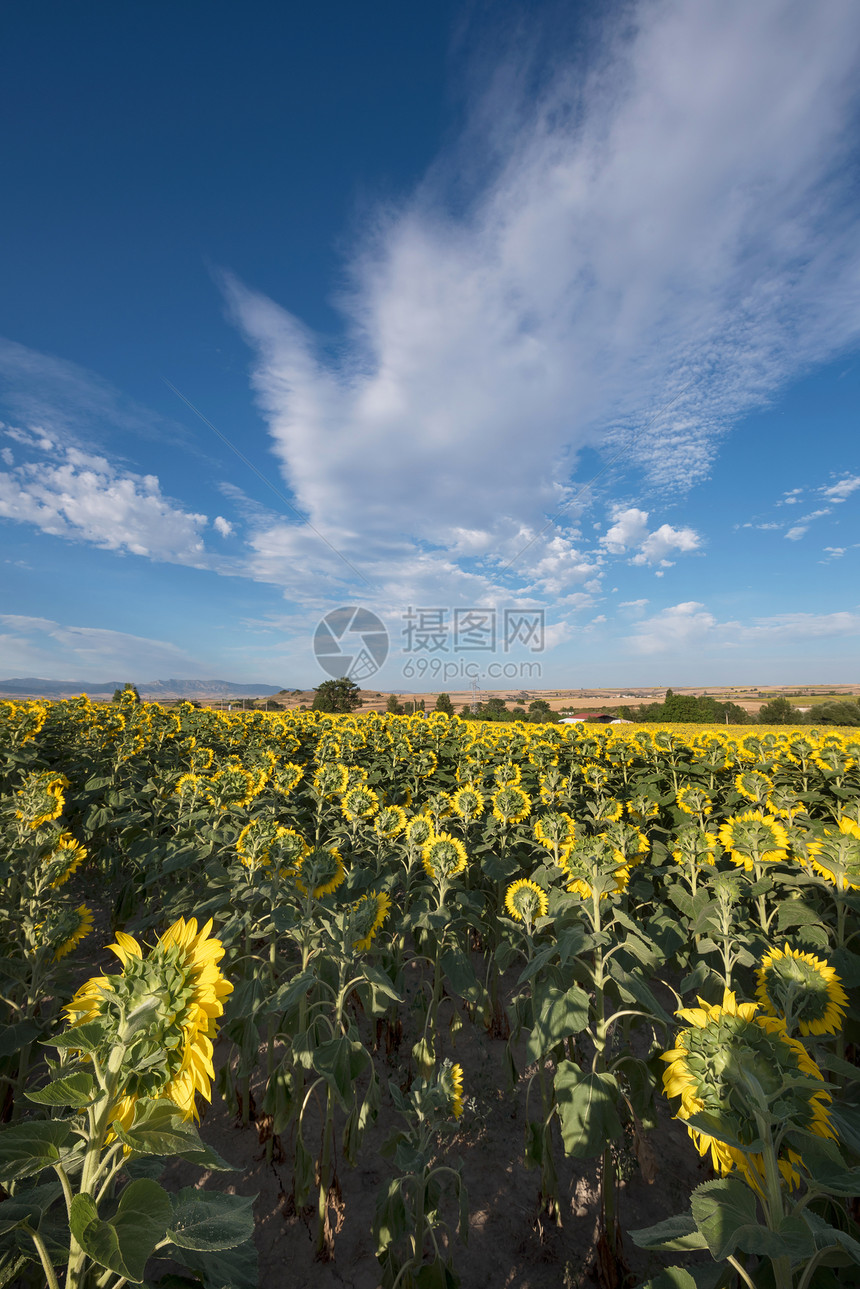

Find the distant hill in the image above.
[{"left": 0, "top": 678, "right": 285, "bottom": 699}]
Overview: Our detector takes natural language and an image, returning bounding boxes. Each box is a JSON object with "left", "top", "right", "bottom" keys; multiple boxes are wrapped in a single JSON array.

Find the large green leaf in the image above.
[
  {"left": 525, "top": 984, "right": 589, "bottom": 1062},
  {"left": 630, "top": 1213, "right": 708, "bottom": 1251},
  {"left": 164, "top": 1238, "right": 259, "bottom": 1289},
  {"left": 689, "top": 1177, "right": 770, "bottom": 1261},
  {"left": 112, "top": 1099, "right": 233, "bottom": 1169},
  {"left": 0, "top": 1120, "right": 72, "bottom": 1183},
  {"left": 313, "top": 1036, "right": 368, "bottom": 1108},
  {"left": 554, "top": 1061, "right": 621, "bottom": 1159},
  {"left": 70, "top": 1178, "right": 171, "bottom": 1283},
  {"left": 166, "top": 1190, "right": 255, "bottom": 1251},
  {"left": 26, "top": 1071, "right": 96, "bottom": 1108},
  {"left": 440, "top": 948, "right": 486, "bottom": 1007}
]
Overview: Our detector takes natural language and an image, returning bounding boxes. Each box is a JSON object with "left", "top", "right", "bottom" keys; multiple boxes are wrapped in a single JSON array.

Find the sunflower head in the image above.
[
  {"left": 350, "top": 891, "right": 392, "bottom": 951},
  {"left": 756, "top": 944, "right": 848, "bottom": 1036},
  {"left": 491, "top": 785, "right": 531, "bottom": 826},
  {"left": 440, "top": 1060, "right": 465, "bottom": 1119},
  {"left": 374, "top": 804, "right": 408, "bottom": 839},
  {"left": 39, "top": 903, "right": 94, "bottom": 962},
  {"left": 405, "top": 813, "right": 434, "bottom": 849},
  {"left": 64, "top": 917, "right": 232, "bottom": 1123},
  {"left": 810, "top": 820, "right": 860, "bottom": 891},
  {"left": 295, "top": 844, "right": 346, "bottom": 897},
  {"left": 46, "top": 833, "right": 88, "bottom": 888},
  {"left": 717, "top": 811, "right": 789, "bottom": 870},
  {"left": 15, "top": 771, "right": 70, "bottom": 830},
  {"left": 451, "top": 785, "right": 485, "bottom": 821},
  {"left": 422, "top": 833, "right": 468, "bottom": 881},
  {"left": 312, "top": 762, "right": 350, "bottom": 799},
  {"left": 504, "top": 878, "right": 549, "bottom": 926},
  {"left": 671, "top": 824, "right": 719, "bottom": 870},
  {"left": 676, "top": 785, "right": 712, "bottom": 818},
  {"left": 662, "top": 989, "right": 834, "bottom": 1192},
  {"left": 534, "top": 811, "right": 576, "bottom": 852},
  {"left": 342, "top": 785, "right": 380, "bottom": 823}
]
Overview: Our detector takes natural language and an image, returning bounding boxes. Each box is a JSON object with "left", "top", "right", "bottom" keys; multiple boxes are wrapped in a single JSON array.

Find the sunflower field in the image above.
[{"left": 0, "top": 694, "right": 858, "bottom": 1289}]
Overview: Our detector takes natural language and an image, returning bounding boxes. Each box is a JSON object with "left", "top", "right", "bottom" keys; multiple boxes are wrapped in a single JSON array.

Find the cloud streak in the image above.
[{"left": 226, "top": 0, "right": 860, "bottom": 613}]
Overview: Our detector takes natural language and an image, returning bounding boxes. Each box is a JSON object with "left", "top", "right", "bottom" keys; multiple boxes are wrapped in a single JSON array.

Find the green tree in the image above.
[
  {"left": 112, "top": 683, "right": 140, "bottom": 704},
  {"left": 758, "top": 695, "right": 799, "bottom": 724},
  {"left": 434, "top": 692, "right": 454, "bottom": 715},
  {"left": 312, "top": 677, "right": 361, "bottom": 713},
  {"left": 812, "top": 700, "right": 860, "bottom": 727},
  {"left": 527, "top": 698, "right": 555, "bottom": 723},
  {"left": 386, "top": 693, "right": 404, "bottom": 715}
]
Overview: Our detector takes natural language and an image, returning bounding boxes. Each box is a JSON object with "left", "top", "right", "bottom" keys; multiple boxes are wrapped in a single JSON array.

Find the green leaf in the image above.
[
  {"left": 70, "top": 1178, "right": 171, "bottom": 1283},
  {"left": 480, "top": 850, "right": 520, "bottom": 881},
  {"left": 689, "top": 1176, "right": 760, "bottom": 1261},
  {"left": 166, "top": 1190, "right": 255, "bottom": 1251},
  {"left": 639, "top": 1270, "right": 698, "bottom": 1289},
  {"left": 554, "top": 1061, "right": 622, "bottom": 1159},
  {"left": 26, "top": 1071, "right": 96, "bottom": 1108},
  {"left": 412, "top": 1037, "right": 435, "bottom": 1081},
  {"left": 0, "top": 1120, "right": 72, "bottom": 1183},
  {"left": 166, "top": 1239, "right": 259, "bottom": 1289},
  {"left": 0, "top": 1020, "right": 44, "bottom": 1059},
  {"left": 313, "top": 1036, "right": 368, "bottom": 1109},
  {"left": 112, "top": 1099, "right": 234, "bottom": 1169},
  {"left": 266, "top": 968, "right": 316, "bottom": 1017},
  {"left": 440, "top": 948, "right": 486, "bottom": 1007},
  {"left": 630, "top": 1213, "right": 706, "bottom": 1251},
  {"left": 525, "top": 984, "right": 589, "bottom": 1061},
  {"left": 49, "top": 1021, "right": 106, "bottom": 1053}
]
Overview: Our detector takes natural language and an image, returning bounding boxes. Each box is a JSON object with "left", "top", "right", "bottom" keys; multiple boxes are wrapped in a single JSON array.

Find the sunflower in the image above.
[
  {"left": 295, "top": 844, "right": 346, "bottom": 897},
  {"left": 756, "top": 944, "right": 848, "bottom": 1036},
  {"left": 351, "top": 891, "right": 392, "bottom": 951},
  {"left": 439, "top": 1060, "right": 465, "bottom": 1119},
  {"left": 533, "top": 812, "right": 576, "bottom": 854},
  {"left": 175, "top": 772, "right": 202, "bottom": 802},
  {"left": 735, "top": 770, "right": 775, "bottom": 807},
  {"left": 451, "top": 785, "right": 485, "bottom": 821},
  {"left": 271, "top": 762, "right": 303, "bottom": 795},
  {"left": 312, "top": 762, "right": 350, "bottom": 799},
  {"left": 65, "top": 916, "right": 232, "bottom": 1125},
  {"left": 491, "top": 785, "right": 531, "bottom": 826},
  {"left": 493, "top": 763, "right": 522, "bottom": 788},
  {"left": 51, "top": 904, "right": 94, "bottom": 961},
  {"left": 405, "top": 814, "right": 434, "bottom": 849},
  {"left": 809, "top": 817, "right": 860, "bottom": 891},
  {"left": 504, "top": 878, "right": 549, "bottom": 925},
  {"left": 203, "top": 765, "right": 259, "bottom": 812},
  {"left": 676, "top": 785, "right": 712, "bottom": 818},
  {"left": 374, "top": 804, "right": 408, "bottom": 839},
  {"left": 662, "top": 989, "right": 835, "bottom": 1193},
  {"left": 422, "top": 833, "right": 468, "bottom": 881},
  {"left": 671, "top": 825, "right": 719, "bottom": 870},
  {"left": 717, "top": 811, "right": 789, "bottom": 871},
  {"left": 342, "top": 785, "right": 380, "bottom": 823},
  {"left": 564, "top": 842, "right": 629, "bottom": 902},
  {"left": 47, "top": 833, "right": 87, "bottom": 888},
  {"left": 15, "top": 772, "right": 70, "bottom": 829}
]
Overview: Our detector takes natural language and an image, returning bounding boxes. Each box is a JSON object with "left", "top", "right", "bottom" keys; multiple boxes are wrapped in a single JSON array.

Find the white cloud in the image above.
[
  {"left": 0, "top": 447, "right": 12, "bottom": 466},
  {"left": 785, "top": 526, "right": 808, "bottom": 541},
  {"left": 213, "top": 516, "right": 234, "bottom": 538},
  {"left": 600, "top": 506, "right": 700, "bottom": 566},
  {"left": 0, "top": 614, "right": 201, "bottom": 681},
  {"left": 822, "top": 474, "right": 860, "bottom": 501},
  {"left": 630, "top": 601, "right": 718, "bottom": 654},
  {"left": 601, "top": 508, "right": 650, "bottom": 554},
  {"left": 0, "top": 444, "right": 213, "bottom": 566},
  {"left": 619, "top": 598, "right": 649, "bottom": 608},
  {"left": 225, "top": 0, "right": 860, "bottom": 609},
  {"left": 629, "top": 602, "right": 860, "bottom": 654}
]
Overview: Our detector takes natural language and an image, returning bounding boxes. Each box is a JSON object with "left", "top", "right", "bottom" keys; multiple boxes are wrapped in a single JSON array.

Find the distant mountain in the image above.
[{"left": 0, "top": 677, "right": 286, "bottom": 699}]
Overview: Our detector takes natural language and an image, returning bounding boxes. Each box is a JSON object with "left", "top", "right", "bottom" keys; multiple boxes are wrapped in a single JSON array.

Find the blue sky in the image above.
[{"left": 2, "top": 0, "right": 859, "bottom": 691}]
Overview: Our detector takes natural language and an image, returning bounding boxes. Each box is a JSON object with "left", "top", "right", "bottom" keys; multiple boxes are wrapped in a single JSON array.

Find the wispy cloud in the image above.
[
  {"left": 226, "top": 0, "right": 860, "bottom": 612},
  {"left": 0, "top": 428, "right": 217, "bottom": 566},
  {"left": 630, "top": 602, "right": 860, "bottom": 654},
  {"left": 0, "top": 614, "right": 201, "bottom": 680}
]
